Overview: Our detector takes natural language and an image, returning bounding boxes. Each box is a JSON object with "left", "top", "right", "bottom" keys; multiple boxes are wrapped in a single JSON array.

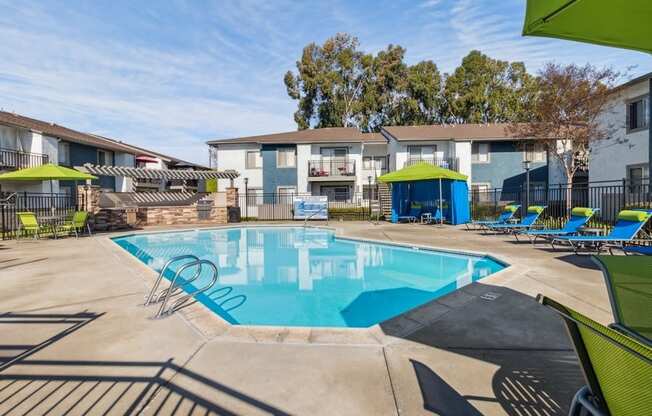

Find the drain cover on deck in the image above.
[{"left": 480, "top": 292, "right": 501, "bottom": 301}]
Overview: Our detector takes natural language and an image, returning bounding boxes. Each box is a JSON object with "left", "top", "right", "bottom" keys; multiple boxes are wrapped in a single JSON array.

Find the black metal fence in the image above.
[
  {"left": 239, "top": 192, "right": 377, "bottom": 221},
  {"left": 471, "top": 179, "right": 652, "bottom": 231},
  {"left": 1, "top": 192, "right": 86, "bottom": 239}
]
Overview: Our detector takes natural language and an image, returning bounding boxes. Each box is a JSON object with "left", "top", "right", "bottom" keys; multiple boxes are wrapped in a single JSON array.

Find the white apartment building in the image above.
[{"left": 590, "top": 72, "right": 651, "bottom": 184}]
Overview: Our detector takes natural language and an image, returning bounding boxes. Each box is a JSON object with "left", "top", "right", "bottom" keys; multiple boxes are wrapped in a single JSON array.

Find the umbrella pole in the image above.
[
  {"left": 439, "top": 178, "right": 443, "bottom": 226},
  {"left": 50, "top": 179, "right": 55, "bottom": 215}
]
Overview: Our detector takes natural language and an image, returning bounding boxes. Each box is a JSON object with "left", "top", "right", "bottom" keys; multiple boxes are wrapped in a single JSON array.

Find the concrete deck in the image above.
[{"left": 0, "top": 222, "right": 610, "bottom": 415}]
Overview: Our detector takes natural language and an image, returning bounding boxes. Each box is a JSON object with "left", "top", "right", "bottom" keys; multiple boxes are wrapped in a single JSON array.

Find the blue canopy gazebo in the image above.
[{"left": 378, "top": 162, "right": 470, "bottom": 225}]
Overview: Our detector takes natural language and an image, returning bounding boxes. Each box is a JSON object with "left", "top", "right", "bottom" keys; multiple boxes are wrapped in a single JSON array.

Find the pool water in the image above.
[{"left": 113, "top": 227, "right": 505, "bottom": 328}]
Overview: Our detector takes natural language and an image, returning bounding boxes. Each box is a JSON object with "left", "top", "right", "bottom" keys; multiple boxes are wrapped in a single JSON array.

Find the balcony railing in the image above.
[
  {"left": 0, "top": 148, "right": 49, "bottom": 170},
  {"left": 404, "top": 157, "right": 459, "bottom": 171},
  {"left": 308, "top": 159, "right": 356, "bottom": 177}
]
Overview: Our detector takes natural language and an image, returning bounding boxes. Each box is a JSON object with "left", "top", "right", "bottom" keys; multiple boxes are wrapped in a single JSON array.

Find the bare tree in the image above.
[{"left": 510, "top": 63, "right": 619, "bottom": 212}]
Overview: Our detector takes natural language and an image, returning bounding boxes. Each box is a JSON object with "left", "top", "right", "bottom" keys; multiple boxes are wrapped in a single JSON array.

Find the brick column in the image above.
[{"left": 226, "top": 187, "right": 239, "bottom": 208}]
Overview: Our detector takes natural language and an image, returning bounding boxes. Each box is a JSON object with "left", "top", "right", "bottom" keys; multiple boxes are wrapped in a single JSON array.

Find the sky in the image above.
[{"left": 1, "top": 0, "right": 650, "bottom": 165}]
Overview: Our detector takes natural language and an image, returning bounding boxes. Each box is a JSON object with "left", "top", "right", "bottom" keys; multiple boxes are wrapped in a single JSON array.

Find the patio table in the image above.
[
  {"left": 593, "top": 255, "right": 652, "bottom": 346},
  {"left": 38, "top": 214, "right": 67, "bottom": 239}
]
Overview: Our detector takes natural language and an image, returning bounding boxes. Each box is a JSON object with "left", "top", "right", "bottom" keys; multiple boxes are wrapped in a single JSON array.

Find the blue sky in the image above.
[{"left": 1, "top": 0, "right": 650, "bottom": 165}]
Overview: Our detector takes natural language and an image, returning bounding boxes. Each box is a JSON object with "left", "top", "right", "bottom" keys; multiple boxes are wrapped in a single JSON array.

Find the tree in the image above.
[
  {"left": 284, "top": 33, "right": 373, "bottom": 130},
  {"left": 511, "top": 63, "right": 618, "bottom": 181},
  {"left": 284, "top": 34, "right": 445, "bottom": 131},
  {"left": 443, "top": 50, "right": 538, "bottom": 124},
  {"left": 509, "top": 63, "right": 618, "bottom": 212}
]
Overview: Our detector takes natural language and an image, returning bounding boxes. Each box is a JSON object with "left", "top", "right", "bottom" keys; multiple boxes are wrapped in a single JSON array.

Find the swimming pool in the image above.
[{"left": 113, "top": 227, "right": 506, "bottom": 328}]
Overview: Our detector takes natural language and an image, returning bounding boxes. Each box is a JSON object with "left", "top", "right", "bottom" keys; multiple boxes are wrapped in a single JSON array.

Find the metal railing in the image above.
[
  {"left": 308, "top": 159, "right": 356, "bottom": 177},
  {"left": 239, "top": 191, "right": 380, "bottom": 221},
  {"left": 0, "top": 147, "right": 49, "bottom": 170},
  {"left": 470, "top": 178, "right": 652, "bottom": 233},
  {"left": 404, "top": 157, "right": 459, "bottom": 171},
  {"left": 1, "top": 191, "right": 87, "bottom": 239}
]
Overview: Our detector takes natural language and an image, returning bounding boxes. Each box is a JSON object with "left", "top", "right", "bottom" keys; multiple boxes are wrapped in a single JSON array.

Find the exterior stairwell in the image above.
[{"left": 378, "top": 183, "right": 391, "bottom": 219}]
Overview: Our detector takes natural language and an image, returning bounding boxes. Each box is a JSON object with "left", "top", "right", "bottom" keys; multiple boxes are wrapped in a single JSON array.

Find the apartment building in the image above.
[
  {"left": 207, "top": 127, "right": 388, "bottom": 201},
  {"left": 0, "top": 111, "right": 205, "bottom": 194},
  {"left": 381, "top": 124, "right": 553, "bottom": 195},
  {"left": 590, "top": 72, "right": 651, "bottom": 184}
]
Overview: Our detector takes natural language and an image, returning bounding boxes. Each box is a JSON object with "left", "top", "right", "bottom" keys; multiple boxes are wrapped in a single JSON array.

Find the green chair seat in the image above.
[
  {"left": 539, "top": 295, "right": 652, "bottom": 416},
  {"left": 593, "top": 255, "right": 652, "bottom": 342}
]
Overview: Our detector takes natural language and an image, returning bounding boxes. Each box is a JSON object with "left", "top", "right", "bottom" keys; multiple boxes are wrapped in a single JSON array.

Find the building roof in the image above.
[
  {"left": 361, "top": 132, "right": 387, "bottom": 144},
  {"left": 381, "top": 123, "right": 523, "bottom": 142},
  {"left": 207, "top": 127, "right": 366, "bottom": 145},
  {"left": 610, "top": 71, "right": 652, "bottom": 94},
  {"left": 0, "top": 111, "right": 208, "bottom": 169},
  {"left": 0, "top": 111, "right": 157, "bottom": 155}
]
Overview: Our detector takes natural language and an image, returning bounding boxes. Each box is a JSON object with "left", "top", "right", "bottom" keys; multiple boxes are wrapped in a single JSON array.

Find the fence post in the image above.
[{"left": 622, "top": 178, "right": 627, "bottom": 210}]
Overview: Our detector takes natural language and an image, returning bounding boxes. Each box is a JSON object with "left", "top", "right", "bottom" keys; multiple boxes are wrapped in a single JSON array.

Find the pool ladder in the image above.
[{"left": 145, "top": 255, "right": 219, "bottom": 318}]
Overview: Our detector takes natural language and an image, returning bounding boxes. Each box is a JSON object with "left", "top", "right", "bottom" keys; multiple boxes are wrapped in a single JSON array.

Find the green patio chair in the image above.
[
  {"left": 538, "top": 295, "right": 652, "bottom": 416},
  {"left": 57, "top": 211, "right": 92, "bottom": 238},
  {"left": 593, "top": 255, "right": 652, "bottom": 343},
  {"left": 16, "top": 212, "right": 42, "bottom": 239}
]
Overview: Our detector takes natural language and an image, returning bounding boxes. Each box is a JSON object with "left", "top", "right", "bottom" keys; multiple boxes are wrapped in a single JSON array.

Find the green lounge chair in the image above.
[
  {"left": 16, "top": 211, "right": 43, "bottom": 239},
  {"left": 593, "top": 255, "right": 652, "bottom": 344},
  {"left": 538, "top": 295, "right": 652, "bottom": 416},
  {"left": 57, "top": 211, "right": 92, "bottom": 238},
  {"left": 552, "top": 210, "right": 652, "bottom": 254}
]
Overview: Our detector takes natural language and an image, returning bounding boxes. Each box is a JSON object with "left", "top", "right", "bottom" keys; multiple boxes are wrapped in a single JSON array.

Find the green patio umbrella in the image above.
[
  {"left": 379, "top": 163, "right": 468, "bottom": 225},
  {"left": 522, "top": 0, "right": 652, "bottom": 54},
  {"left": 0, "top": 163, "right": 97, "bottom": 213}
]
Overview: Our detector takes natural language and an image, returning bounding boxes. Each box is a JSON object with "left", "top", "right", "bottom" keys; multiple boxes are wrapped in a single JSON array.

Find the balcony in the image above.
[
  {"left": 403, "top": 157, "right": 459, "bottom": 171},
  {"left": 308, "top": 159, "right": 356, "bottom": 181},
  {"left": 0, "top": 148, "right": 49, "bottom": 170}
]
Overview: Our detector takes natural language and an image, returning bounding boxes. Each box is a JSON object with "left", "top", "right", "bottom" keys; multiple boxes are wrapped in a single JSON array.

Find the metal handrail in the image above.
[
  {"left": 144, "top": 254, "right": 200, "bottom": 306},
  {"left": 156, "top": 259, "right": 219, "bottom": 318}
]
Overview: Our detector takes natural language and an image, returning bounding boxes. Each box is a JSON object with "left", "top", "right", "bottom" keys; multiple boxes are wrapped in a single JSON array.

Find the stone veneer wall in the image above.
[
  {"left": 136, "top": 206, "right": 227, "bottom": 226},
  {"left": 77, "top": 184, "right": 232, "bottom": 231}
]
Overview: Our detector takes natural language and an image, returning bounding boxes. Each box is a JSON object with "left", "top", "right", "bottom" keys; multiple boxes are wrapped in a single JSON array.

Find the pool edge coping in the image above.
[{"left": 102, "top": 223, "right": 523, "bottom": 346}]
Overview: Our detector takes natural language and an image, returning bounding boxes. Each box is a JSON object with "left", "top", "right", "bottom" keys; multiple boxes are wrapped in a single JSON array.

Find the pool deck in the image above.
[{"left": 0, "top": 221, "right": 611, "bottom": 415}]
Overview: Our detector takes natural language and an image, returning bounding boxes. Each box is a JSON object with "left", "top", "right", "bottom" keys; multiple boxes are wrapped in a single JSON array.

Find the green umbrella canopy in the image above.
[
  {"left": 523, "top": 0, "right": 652, "bottom": 54},
  {"left": 378, "top": 162, "right": 467, "bottom": 183},
  {"left": 0, "top": 163, "right": 97, "bottom": 181}
]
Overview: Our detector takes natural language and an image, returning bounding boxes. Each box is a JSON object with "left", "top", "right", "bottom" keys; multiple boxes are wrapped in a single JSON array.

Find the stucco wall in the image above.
[
  {"left": 262, "top": 144, "right": 297, "bottom": 193},
  {"left": 590, "top": 80, "right": 649, "bottom": 182},
  {"left": 213, "top": 143, "right": 262, "bottom": 192},
  {"left": 470, "top": 141, "right": 547, "bottom": 189},
  {"left": 296, "top": 144, "right": 311, "bottom": 193}
]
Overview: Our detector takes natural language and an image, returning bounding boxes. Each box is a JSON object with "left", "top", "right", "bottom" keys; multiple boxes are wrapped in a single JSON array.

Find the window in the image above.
[
  {"left": 524, "top": 143, "right": 546, "bottom": 163},
  {"left": 471, "top": 143, "right": 490, "bottom": 163},
  {"left": 408, "top": 145, "right": 436, "bottom": 159},
  {"left": 277, "top": 147, "right": 296, "bottom": 168},
  {"left": 627, "top": 164, "right": 649, "bottom": 192},
  {"left": 363, "top": 156, "right": 387, "bottom": 170},
  {"left": 363, "top": 184, "right": 378, "bottom": 200},
  {"left": 320, "top": 147, "right": 348, "bottom": 158},
  {"left": 58, "top": 142, "right": 70, "bottom": 165},
  {"left": 97, "top": 149, "right": 114, "bottom": 166},
  {"left": 627, "top": 96, "right": 649, "bottom": 132},
  {"left": 245, "top": 150, "right": 261, "bottom": 169},
  {"left": 320, "top": 186, "right": 350, "bottom": 201}
]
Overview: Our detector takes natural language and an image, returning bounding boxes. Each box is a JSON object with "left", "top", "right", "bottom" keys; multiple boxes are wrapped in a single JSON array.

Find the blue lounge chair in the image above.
[
  {"left": 398, "top": 202, "right": 422, "bottom": 223},
  {"left": 514, "top": 207, "right": 598, "bottom": 243},
  {"left": 486, "top": 205, "right": 546, "bottom": 233},
  {"left": 465, "top": 204, "right": 520, "bottom": 230},
  {"left": 552, "top": 209, "right": 652, "bottom": 254},
  {"left": 623, "top": 245, "right": 652, "bottom": 256}
]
